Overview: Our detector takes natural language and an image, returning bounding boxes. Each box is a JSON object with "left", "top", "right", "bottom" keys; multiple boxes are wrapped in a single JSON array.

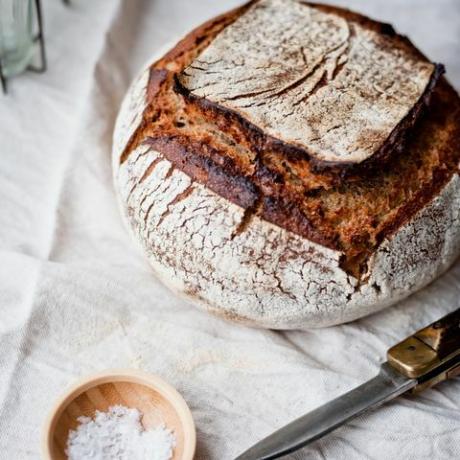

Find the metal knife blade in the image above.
[
  {"left": 235, "top": 362, "right": 415, "bottom": 460},
  {"left": 235, "top": 308, "right": 460, "bottom": 460}
]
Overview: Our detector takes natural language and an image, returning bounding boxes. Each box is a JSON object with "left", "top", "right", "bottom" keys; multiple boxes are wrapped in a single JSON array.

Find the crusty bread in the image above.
[{"left": 113, "top": 0, "right": 460, "bottom": 328}]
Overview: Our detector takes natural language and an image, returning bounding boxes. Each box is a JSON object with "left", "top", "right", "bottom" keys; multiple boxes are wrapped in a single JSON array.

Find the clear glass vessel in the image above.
[{"left": 0, "top": 0, "right": 34, "bottom": 78}]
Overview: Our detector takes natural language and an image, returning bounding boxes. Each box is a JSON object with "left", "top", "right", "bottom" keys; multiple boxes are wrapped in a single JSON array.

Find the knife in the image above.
[{"left": 236, "top": 308, "right": 460, "bottom": 460}]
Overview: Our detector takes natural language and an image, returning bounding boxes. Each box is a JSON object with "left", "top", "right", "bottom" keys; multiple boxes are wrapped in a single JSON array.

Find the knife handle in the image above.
[{"left": 387, "top": 308, "right": 460, "bottom": 391}]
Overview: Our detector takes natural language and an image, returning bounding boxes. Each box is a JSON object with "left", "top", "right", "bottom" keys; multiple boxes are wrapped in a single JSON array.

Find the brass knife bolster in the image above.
[{"left": 387, "top": 308, "right": 460, "bottom": 392}]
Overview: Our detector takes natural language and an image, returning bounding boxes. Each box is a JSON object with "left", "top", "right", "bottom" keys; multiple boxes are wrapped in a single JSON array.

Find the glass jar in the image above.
[{"left": 0, "top": 0, "right": 34, "bottom": 78}]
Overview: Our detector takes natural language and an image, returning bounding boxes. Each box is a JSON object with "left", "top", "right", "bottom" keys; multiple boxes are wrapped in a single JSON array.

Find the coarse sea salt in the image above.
[{"left": 66, "top": 405, "right": 176, "bottom": 460}]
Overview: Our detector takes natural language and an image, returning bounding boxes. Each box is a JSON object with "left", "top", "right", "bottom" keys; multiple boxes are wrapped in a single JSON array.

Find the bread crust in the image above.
[
  {"left": 175, "top": 63, "right": 444, "bottom": 177},
  {"left": 114, "top": 139, "right": 460, "bottom": 328},
  {"left": 113, "top": 3, "right": 460, "bottom": 328}
]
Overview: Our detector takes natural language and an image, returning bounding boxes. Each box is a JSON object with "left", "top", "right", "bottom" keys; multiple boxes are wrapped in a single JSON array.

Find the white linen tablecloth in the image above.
[{"left": 0, "top": 1, "right": 459, "bottom": 459}]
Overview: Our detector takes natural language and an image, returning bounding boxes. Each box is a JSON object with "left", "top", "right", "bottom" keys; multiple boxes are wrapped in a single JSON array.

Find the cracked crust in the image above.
[
  {"left": 113, "top": 137, "right": 460, "bottom": 328},
  {"left": 112, "top": 3, "right": 460, "bottom": 328}
]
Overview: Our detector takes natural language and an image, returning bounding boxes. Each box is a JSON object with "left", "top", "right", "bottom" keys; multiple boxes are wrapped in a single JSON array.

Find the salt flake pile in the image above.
[{"left": 66, "top": 405, "right": 176, "bottom": 460}]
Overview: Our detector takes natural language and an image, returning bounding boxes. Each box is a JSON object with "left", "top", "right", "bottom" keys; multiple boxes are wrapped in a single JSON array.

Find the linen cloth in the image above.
[{"left": 0, "top": 0, "right": 459, "bottom": 459}]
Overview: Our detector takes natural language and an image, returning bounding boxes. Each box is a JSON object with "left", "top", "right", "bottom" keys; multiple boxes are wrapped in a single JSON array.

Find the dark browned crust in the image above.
[
  {"left": 175, "top": 64, "right": 444, "bottom": 178},
  {"left": 376, "top": 86, "right": 460, "bottom": 241},
  {"left": 146, "top": 135, "right": 259, "bottom": 210},
  {"left": 147, "top": 69, "right": 169, "bottom": 102},
  {"left": 145, "top": 135, "right": 339, "bottom": 250},
  {"left": 120, "top": 1, "right": 460, "bottom": 279}
]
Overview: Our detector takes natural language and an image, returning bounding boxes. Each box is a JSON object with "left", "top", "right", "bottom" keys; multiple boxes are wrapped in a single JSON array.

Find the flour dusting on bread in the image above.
[{"left": 113, "top": 0, "right": 460, "bottom": 328}]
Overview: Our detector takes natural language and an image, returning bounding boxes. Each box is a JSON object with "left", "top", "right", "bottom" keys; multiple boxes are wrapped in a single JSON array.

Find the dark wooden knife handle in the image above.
[
  {"left": 387, "top": 308, "right": 460, "bottom": 381},
  {"left": 415, "top": 308, "right": 460, "bottom": 359}
]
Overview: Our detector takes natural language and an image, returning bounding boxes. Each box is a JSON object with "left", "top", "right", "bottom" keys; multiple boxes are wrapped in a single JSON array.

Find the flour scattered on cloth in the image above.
[{"left": 66, "top": 405, "right": 176, "bottom": 460}]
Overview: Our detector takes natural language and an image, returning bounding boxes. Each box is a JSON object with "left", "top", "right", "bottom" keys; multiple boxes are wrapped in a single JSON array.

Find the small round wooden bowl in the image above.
[{"left": 42, "top": 369, "right": 196, "bottom": 460}]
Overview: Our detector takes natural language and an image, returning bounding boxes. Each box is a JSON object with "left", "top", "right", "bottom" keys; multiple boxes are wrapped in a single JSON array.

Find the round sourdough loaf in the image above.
[{"left": 113, "top": 1, "right": 460, "bottom": 328}]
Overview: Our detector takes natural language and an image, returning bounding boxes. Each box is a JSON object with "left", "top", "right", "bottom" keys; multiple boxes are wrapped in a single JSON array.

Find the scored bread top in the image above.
[{"left": 178, "top": 0, "right": 440, "bottom": 165}]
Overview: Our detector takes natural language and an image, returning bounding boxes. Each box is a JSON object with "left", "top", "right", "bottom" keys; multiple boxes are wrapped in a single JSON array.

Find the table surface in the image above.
[{"left": 0, "top": 1, "right": 459, "bottom": 459}]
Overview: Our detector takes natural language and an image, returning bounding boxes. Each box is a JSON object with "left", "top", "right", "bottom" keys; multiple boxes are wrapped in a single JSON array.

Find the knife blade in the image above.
[{"left": 235, "top": 308, "right": 460, "bottom": 460}]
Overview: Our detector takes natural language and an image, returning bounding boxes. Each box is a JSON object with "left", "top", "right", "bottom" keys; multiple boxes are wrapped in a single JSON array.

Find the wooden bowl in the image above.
[{"left": 42, "top": 369, "right": 196, "bottom": 460}]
